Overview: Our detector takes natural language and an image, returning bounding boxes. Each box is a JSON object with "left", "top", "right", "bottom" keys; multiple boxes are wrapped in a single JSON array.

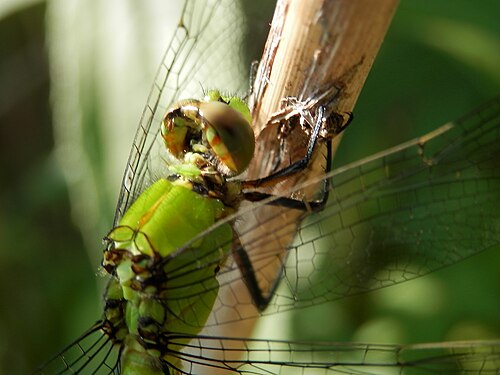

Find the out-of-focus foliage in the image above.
[{"left": 0, "top": 1, "right": 498, "bottom": 374}]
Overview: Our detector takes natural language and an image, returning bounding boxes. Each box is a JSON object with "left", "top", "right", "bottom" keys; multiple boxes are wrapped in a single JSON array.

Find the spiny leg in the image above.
[
  {"left": 235, "top": 108, "right": 349, "bottom": 310},
  {"left": 231, "top": 232, "right": 284, "bottom": 311},
  {"left": 243, "top": 106, "right": 351, "bottom": 189},
  {"left": 242, "top": 110, "right": 337, "bottom": 212}
]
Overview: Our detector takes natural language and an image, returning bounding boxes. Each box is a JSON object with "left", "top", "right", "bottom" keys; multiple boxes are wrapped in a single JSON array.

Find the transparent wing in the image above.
[
  {"left": 33, "top": 322, "right": 119, "bottom": 375},
  {"left": 159, "top": 96, "right": 500, "bottom": 327},
  {"left": 113, "top": 0, "right": 254, "bottom": 225},
  {"left": 170, "top": 336, "right": 500, "bottom": 374},
  {"left": 34, "top": 329, "right": 500, "bottom": 374}
]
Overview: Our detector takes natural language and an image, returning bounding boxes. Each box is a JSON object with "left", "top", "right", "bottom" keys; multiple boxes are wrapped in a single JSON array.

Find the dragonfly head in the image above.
[{"left": 162, "top": 93, "right": 255, "bottom": 178}]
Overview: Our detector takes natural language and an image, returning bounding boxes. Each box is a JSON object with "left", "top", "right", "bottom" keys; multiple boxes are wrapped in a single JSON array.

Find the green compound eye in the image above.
[
  {"left": 198, "top": 101, "right": 255, "bottom": 175},
  {"left": 162, "top": 97, "right": 255, "bottom": 176}
]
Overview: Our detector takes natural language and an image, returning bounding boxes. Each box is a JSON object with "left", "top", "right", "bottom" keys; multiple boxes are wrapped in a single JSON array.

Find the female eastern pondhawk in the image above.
[{"left": 33, "top": 0, "right": 500, "bottom": 374}]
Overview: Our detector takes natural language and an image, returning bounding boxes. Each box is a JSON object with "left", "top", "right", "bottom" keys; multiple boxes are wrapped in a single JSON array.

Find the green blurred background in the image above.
[{"left": 0, "top": 0, "right": 499, "bottom": 374}]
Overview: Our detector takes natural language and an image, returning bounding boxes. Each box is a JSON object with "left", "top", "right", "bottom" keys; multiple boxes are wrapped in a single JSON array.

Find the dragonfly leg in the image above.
[
  {"left": 235, "top": 108, "right": 342, "bottom": 310},
  {"left": 243, "top": 106, "right": 352, "bottom": 189},
  {"left": 243, "top": 191, "right": 326, "bottom": 212},
  {"left": 232, "top": 233, "right": 276, "bottom": 311},
  {"left": 241, "top": 118, "right": 335, "bottom": 212}
]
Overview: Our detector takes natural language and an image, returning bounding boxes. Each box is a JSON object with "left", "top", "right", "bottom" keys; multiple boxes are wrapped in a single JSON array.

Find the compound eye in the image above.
[
  {"left": 199, "top": 101, "right": 255, "bottom": 175},
  {"left": 162, "top": 99, "right": 201, "bottom": 157}
]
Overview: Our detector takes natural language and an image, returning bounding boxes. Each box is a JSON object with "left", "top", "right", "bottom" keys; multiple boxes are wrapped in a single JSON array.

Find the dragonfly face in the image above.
[{"left": 161, "top": 91, "right": 255, "bottom": 178}]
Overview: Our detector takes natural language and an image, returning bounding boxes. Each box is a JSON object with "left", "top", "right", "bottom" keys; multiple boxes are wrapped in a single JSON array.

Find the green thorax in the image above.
[{"left": 103, "top": 178, "right": 233, "bottom": 372}]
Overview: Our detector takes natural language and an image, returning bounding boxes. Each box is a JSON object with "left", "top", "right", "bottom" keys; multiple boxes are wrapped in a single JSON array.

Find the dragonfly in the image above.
[{"left": 34, "top": 0, "right": 500, "bottom": 374}]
